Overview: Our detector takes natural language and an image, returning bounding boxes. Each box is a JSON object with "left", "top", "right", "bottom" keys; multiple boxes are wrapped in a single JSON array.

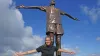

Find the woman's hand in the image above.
[
  {"left": 67, "top": 51, "right": 75, "bottom": 54},
  {"left": 58, "top": 49, "right": 76, "bottom": 54},
  {"left": 14, "top": 52, "right": 24, "bottom": 56}
]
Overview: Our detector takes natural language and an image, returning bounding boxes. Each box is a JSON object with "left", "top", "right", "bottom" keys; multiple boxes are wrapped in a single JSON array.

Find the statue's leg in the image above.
[
  {"left": 56, "top": 34, "right": 62, "bottom": 56},
  {"left": 46, "top": 23, "right": 56, "bottom": 45},
  {"left": 56, "top": 24, "right": 64, "bottom": 56}
]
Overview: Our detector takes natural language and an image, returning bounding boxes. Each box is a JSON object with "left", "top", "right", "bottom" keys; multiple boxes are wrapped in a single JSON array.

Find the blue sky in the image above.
[{"left": 14, "top": 0, "right": 100, "bottom": 56}]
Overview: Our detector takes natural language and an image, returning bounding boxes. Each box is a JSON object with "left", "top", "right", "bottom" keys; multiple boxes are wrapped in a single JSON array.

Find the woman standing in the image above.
[{"left": 14, "top": 36, "right": 75, "bottom": 56}]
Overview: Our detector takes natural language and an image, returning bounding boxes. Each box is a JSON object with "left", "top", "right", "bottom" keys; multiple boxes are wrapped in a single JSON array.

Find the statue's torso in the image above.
[{"left": 46, "top": 6, "right": 61, "bottom": 24}]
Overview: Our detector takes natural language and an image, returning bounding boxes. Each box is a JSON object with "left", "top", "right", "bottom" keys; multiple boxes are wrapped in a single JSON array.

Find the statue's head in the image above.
[{"left": 50, "top": 0, "right": 55, "bottom": 6}]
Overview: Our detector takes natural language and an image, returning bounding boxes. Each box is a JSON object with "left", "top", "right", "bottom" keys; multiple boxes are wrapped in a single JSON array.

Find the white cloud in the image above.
[
  {"left": 96, "top": 37, "right": 100, "bottom": 41},
  {"left": 0, "top": 0, "right": 43, "bottom": 56},
  {"left": 80, "top": 0, "right": 100, "bottom": 23},
  {"left": 97, "top": 0, "right": 100, "bottom": 6},
  {"left": 22, "top": 35, "right": 43, "bottom": 50},
  {"left": 88, "top": 53, "right": 100, "bottom": 56}
]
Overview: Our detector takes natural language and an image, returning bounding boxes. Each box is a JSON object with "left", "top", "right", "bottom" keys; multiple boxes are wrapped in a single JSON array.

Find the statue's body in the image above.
[
  {"left": 16, "top": 0, "right": 79, "bottom": 56},
  {"left": 16, "top": 5, "right": 78, "bottom": 34},
  {"left": 45, "top": 6, "right": 63, "bottom": 35},
  {"left": 46, "top": 6, "right": 61, "bottom": 24}
]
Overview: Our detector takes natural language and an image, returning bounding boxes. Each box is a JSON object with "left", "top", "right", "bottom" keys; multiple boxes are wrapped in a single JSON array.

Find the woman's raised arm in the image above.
[
  {"left": 14, "top": 49, "right": 37, "bottom": 56},
  {"left": 58, "top": 49, "right": 75, "bottom": 54}
]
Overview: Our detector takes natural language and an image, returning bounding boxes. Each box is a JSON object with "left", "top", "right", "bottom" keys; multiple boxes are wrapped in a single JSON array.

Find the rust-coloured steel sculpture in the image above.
[{"left": 16, "top": 0, "right": 79, "bottom": 56}]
